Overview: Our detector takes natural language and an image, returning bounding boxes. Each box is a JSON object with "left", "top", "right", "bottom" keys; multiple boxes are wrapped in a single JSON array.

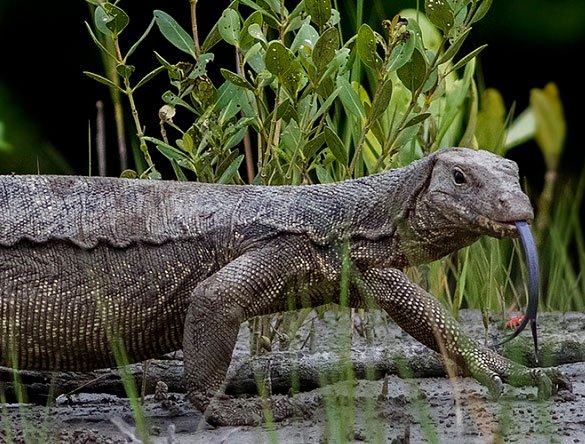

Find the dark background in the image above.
[{"left": 0, "top": 1, "right": 583, "bottom": 191}]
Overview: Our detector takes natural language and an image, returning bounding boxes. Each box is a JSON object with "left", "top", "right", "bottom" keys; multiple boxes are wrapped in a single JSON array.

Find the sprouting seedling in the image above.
[{"left": 495, "top": 221, "right": 539, "bottom": 364}]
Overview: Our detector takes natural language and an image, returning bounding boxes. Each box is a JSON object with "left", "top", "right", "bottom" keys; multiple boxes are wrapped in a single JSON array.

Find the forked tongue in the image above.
[{"left": 495, "top": 221, "right": 539, "bottom": 364}]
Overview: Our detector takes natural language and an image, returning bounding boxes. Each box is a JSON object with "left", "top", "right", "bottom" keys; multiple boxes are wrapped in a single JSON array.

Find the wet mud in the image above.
[{"left": 1, "top": 310, "right": 584, "bottom": 443}]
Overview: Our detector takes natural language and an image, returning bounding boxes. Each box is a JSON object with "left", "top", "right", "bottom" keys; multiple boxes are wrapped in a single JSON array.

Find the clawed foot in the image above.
[
  {"left": 203, "top": 394, "right": 311, "bottom": 426},
  {"left": 526, "top": 367, "right": 573, "bottom": 399},
  {"left": 470, "top": 349, "right": 573, "bottom": 401}
]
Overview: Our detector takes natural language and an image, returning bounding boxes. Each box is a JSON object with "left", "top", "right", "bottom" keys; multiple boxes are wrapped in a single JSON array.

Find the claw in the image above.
[
  {"left": 535, "top": 371, "right": 554, "bottom": 400},
  {"left": 534, "top": 368, "right": 573, "bottom": 400},
  {"left": 552, "top": 369, "right": 573, "bottom": 394},
  {"left": 487, "top": 375, "right": 504, "bottom": 401}
]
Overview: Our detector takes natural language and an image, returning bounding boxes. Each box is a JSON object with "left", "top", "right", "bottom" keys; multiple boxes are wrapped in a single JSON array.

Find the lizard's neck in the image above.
[
  {"left": 397, "top": 199, "right": 481, "bottom": 265},
  {"left": 345, "top": 157, "right": 437, "bottom": 268}
]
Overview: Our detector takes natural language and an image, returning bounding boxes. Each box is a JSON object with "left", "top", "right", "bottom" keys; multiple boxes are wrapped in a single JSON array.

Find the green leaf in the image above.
[
  {"left": 336, "top": 76, "right": 365, "bottom": 120},
  {"left": 275, "top": 98, "right": 299, "bottom": 122},
  {"left": 225, "top": 118, "right": 253, "bottom": 150},
  {"left": 133, "top": 66, "right": 165, "bottom": 91},
  {"left": 303, "top": 133, "right": 326, "bottom": 159},
  {"left": 171, "top": 160, "right": 189, "bottom": 181},
  {"left": 438, "top": 27, "right": 471, "bottom": 64},
  {"left": 126, "top": 17, "right": 156, "bottom": 60},
  {"left": 357, "top": 24, "right": 383, "bottom": 72},
  {"left": 218, "top": 8, "right": 241, "bottom": 46},
  {"left": 240, "top": 11, "right": 263, "bottom": 48},
  {"left": 291, "top": 23, "right": 319, "bottom": 54},
  {"left": 240, "top": 0, "right": 279, "bottom": 23},
  {"left": 315, "top": 165, "right": 334, "bottom": 183},
  {"left": 201, "top": 21, "right": 223, "bottom": 53},
  {"left": 474, "top": 88, "right": 505, "bottom": 154},
  {"left": 472, "top": 0, "right": 493, "bottom": 24},
  {"left": 244, "top": 42, "right": 266, "bottom": 72},
  {"left": 161, "top": 90, "right": 197, "bottom": 114},
  {"left": 94, "top": 6, "right": 112, "bottom": 36},
  {"left": 116, "top": 64, "right": 135, "bottom": 79},
  {"left": 85, "top": 22, "right": 117, "bottom": 61},
  {"left": 320, "top": 47, "right": 350, "bottom": 80},
  {"left": 261, "top": 0, "right": 282, "bottom": 15},
  {"left": 403, "top": 112, "right": 431, "bottom": 129},
  {"left": 153, "top": 51, "right": 174, "bottom": 70},
  {"left": 314, "top": 86, "right": 341, "bottom": 120},
  {"left": 424, "top": 0, "right": 454, "bottom": 33},
  {"left": 84, "top": 71, "right": 124, "bottom": 93},
  {"left": 247, "top": 23, "right": 267, "bottom": 46},
  {"left": 449, "top": 44, "right": 487, "bottom": 73},
  {"left": 216, "top": 82, "right": 256, "bottom": 120},
  {"left": 504, "top": 108, "right": 535, "bottom": 150},
  {"left": 218, "top": 154, "right": 244, "bottom": 184},
  {"left": 435, "top": 58, "right": 475, "bottom": 146},
  {"left": 422, "top": 50, "right": 438, "bottom": 93},
  {"left": 459, "top": 79, "right": 479, "bottom": 148},
  {"left": 119, "top": 169, "right": 138, "bottom": 179},
  {"left": 265, "top": 41, "right": 303, "bottom": 95},
  {"left": 281, "top": 120, "right": 302, "bottom": 153},
  {"left": 143, "top": 136, "right": 192, "bottom": 163},
  {"left": 386, "top": 30, "right": 416, "bottom": 72},
  {"left": 182, "top": 132, "right": 194, "bottom": 153},
  {"left": 369, "top": 78, "right": 393, "bottom": 124},
  {"left": 265, "top": 40, "right": 291, "bottom": 73},
  {"left": 220, "top": 68, "right": 255, "bottom": 90},
  {"left": 97, "top": 3, "right": 130, "bottom": 37},
  {"left": 312, "top": 27, "right": 340, "bottom": 72},
  {"left": 189, "top": 53, "right": 215, "bottom": 79},
  {"left": 531, "top": 83, "right": 566, "bottom": 170},
  {"left": 305, "top": 0, "right": 332, "bottom": 28},
  {"left": 154, "top": 10, "right": 196, "bottom": 58},
  {"left": 397, "top": 48, "right": 427, "bottom": 93},
  {"left": 324, "top": 126, "right": 348, "bottom": 166}
]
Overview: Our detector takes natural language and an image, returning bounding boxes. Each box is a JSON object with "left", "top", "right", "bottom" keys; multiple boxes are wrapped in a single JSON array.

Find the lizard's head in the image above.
[{"left": 423, "top": 147, "right": 533, "bottom": 239}]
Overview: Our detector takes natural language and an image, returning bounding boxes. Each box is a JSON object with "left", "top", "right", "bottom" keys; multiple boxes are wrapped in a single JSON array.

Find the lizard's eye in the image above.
[{"left": 453, "top": 169, "right": 466, "bottom": 185}]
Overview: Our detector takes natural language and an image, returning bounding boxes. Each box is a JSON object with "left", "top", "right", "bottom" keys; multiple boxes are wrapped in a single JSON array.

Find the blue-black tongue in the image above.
[{"left": 495, "top": 221, "right": 539, "bottom": 364}]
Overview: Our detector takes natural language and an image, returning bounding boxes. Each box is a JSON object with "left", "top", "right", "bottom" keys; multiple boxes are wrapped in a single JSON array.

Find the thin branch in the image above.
[
  {"left": 96, "top": 100, "right": 106, "bottom": 177},
  {"left": 190, "top": 0, "right": 201, "bottom": 58}
]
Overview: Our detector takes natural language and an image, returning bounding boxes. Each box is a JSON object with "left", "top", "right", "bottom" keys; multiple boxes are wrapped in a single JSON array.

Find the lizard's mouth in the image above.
[{"left": 477, "top": 216, "right": 521, "bottom": 238}]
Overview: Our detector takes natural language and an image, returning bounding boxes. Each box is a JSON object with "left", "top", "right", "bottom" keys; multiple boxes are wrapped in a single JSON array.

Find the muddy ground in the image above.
[{"left": 1, "top": 309, "right": 584, "bottom": 444}]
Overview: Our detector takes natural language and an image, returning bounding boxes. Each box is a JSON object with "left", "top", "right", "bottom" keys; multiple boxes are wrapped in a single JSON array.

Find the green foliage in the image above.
[{"left": 84, "top": 0, "right": 497, "bottom": 185}]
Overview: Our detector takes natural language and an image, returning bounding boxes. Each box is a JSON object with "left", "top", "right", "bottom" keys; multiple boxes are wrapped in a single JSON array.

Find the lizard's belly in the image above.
[{"left": 0, "top": 240, "right": 215, "bottom": 371}]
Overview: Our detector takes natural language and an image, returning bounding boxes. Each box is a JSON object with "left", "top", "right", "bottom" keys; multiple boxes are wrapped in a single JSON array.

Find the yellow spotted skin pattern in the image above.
[{"left": 0, "top": 148, "right": 571, "bottom": 425}]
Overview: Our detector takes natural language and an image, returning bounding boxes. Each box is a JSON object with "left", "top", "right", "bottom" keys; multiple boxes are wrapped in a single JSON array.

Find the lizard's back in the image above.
[
  {"left": 0, "top": 173, "right": 395, "bottom": 371},
  {"left": 0, "top": 175, "right": 249, "bottom": 371},
  {"left": 0, "top": 175, "right": 244, "bottom": 248}
]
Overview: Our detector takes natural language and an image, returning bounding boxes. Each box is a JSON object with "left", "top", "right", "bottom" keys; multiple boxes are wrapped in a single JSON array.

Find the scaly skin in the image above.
[{"left": 0, "top": 148, "right": 571, "bottom": 425}]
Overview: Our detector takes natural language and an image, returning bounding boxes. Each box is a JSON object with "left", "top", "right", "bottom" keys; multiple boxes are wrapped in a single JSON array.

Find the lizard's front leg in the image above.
[
  {"left": 183, "top": 238, "right": 316, "bottom": 426},
  {"left": 356, "top": 268, "right": 572, "bottom": 398}
]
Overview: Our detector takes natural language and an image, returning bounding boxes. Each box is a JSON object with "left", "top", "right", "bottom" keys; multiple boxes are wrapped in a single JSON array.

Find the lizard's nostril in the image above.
[{"left": 498, "top": 196, "right": 509, "bottom": 210}]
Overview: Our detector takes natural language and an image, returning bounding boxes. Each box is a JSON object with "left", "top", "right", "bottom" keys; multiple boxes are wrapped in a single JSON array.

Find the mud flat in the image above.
[{"left": 2, "top": 310, "right": 584, "bottom": 443}]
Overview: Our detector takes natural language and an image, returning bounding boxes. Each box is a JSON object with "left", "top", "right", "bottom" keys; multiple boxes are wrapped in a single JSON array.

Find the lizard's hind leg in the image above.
[{"left": 183, "top": 237, "right": 317, "bottom": 426}]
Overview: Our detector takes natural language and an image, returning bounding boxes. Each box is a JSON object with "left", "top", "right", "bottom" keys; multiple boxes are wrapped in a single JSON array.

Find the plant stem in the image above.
[
  {"left": 125, "top": 78, "right": 155, "bottom": 170},
  {"left": 189, "top": 0, "right": 201, "bottom": 58},
  {"left": 235, "top": 48, "right": 255, "bottom": 183},
  {"left": 96, "top": 100, "right": 106, "bottom": 177}
]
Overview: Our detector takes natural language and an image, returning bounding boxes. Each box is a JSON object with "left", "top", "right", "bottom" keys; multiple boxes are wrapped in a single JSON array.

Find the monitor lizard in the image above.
[{"left": 0, "top": 147, "right": 571, "bottom": 425}]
